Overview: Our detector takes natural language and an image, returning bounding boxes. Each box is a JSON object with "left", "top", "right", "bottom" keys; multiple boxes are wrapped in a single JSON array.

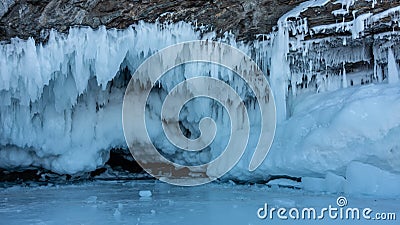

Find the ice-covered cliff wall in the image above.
[
  {"left": 1, "top": 0, "right": 400, "bottom": 194},
  {"left": 0, "top": 22, "right": 212, "bottom": 174}
]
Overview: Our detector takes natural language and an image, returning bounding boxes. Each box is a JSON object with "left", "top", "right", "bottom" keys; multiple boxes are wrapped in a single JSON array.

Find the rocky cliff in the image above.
[
  {"left": 0, "top": 0, "right": 308, "bottom": 43},
  {"left": 1, "top": 1, "right": 399, "bottom": 42}
]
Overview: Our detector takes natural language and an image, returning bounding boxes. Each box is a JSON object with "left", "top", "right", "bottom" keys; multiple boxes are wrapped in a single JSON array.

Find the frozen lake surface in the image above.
[{"left": 0, "top": 180, "right": 398, "bottom": 225}]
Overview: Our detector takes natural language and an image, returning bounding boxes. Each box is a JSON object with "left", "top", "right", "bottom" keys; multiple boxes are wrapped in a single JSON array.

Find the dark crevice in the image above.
[{"left": 105, "top": 148, "right": 143, "bottom": 174}]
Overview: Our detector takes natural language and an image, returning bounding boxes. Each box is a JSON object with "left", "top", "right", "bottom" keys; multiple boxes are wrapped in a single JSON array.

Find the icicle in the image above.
[
  {"left": 342, "top": 62, "right": 347, "bottom": 88},
  {"left": 387, "top": 48, "right": 399, "bottom": 84},
  {"left": 270, "top": 24, "right": 290, "bottom": 122}
]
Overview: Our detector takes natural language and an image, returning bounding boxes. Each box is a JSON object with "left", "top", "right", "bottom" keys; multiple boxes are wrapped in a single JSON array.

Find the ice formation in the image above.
[
  {"left": 0, "top": 22, "right": 206, "bottom": 174},
  {"left": 1, "top": 0, "right": 400, "bottom": 195},
  {"left": 139, "top": 190, "right": 152, "bottom": 197}
]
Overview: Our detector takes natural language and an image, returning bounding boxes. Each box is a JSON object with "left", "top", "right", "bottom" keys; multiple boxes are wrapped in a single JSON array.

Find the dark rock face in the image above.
[
  {"left": 1, "top": 0, "right": 399, "bottom": 43},
  {"left": 0, "top": 0, "right": 308, "bottom": 42},
  {"left": 2, "top": 0, "right": 399, "bottom": 43},
  {"left": 301, "top": 1, "right": 400, "bottom": 39}
]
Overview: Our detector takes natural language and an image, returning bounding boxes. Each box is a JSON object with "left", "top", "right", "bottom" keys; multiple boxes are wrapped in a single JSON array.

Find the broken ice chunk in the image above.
[{"left": 139, "top": 190, "right": 152, "bottom": 197}]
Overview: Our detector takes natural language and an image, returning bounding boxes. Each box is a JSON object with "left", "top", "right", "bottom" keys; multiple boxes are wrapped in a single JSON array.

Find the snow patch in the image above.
[{"left": 345, "top": 161, "right": 400, "bottom": 196}]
